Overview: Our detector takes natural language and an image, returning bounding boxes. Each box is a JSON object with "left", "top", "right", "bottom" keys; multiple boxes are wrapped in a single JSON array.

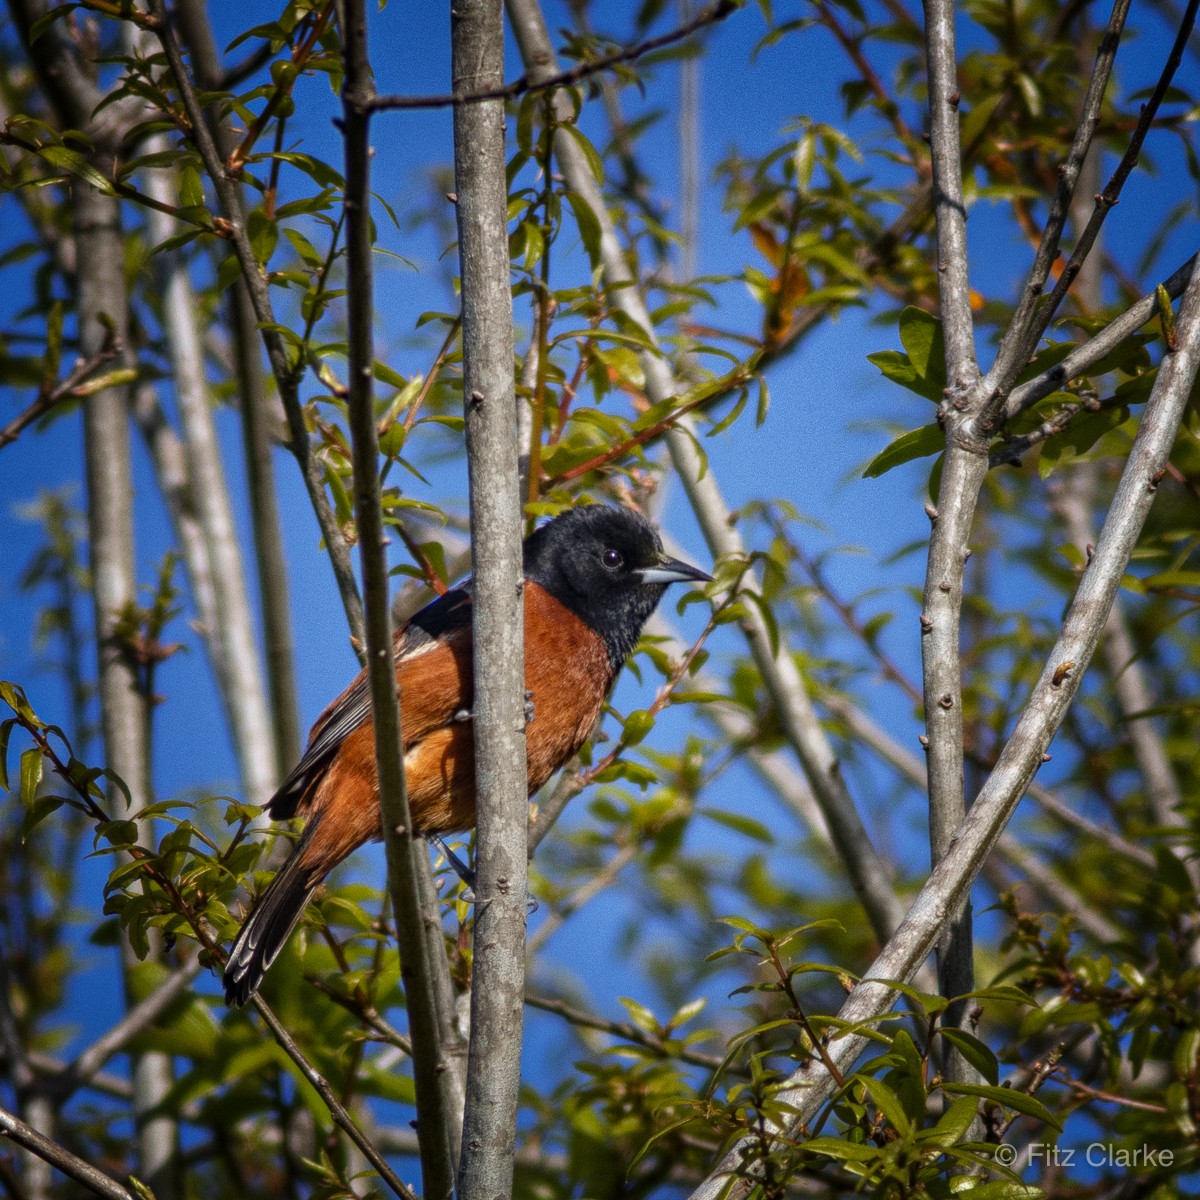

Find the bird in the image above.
[{"left": 223, "top": 504, "right": 711, "bottom": 1005}]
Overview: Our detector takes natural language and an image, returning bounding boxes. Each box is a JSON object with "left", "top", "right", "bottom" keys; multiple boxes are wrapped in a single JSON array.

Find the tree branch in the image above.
[
  {"left": 919, "top": 0, "right": 986, "bottom": 1092},
  {"left": 1000, "top": 251, "right": 1197, "bottom": 424},
  {"left": 922, "top": 0, "right": 976, "bottom": 380},
  {"left": 133, "top": 94, "right": 278, "bottom": 810},
  {"left": 339, "top": 2, "right": 458, "bottom": 1195},
  {"left": 983, "top": 0, "right": 1133, "bottom": 400},
  {"left": 983, "top": 0, "right": 1199, "bottom": 414},
  {"left": 686, "top": 215, "right": 1200, "bottom": 1200},
  {"left": 451, "top": 2, "right": 529, "bottom": 1198},
  {"left": 249, "top": 996, "right": 418, "bottom": 1200},
  {"left": 0, "top": 341, "right": 125, "bottom": 452},
  {"left": 49, "top": 960, "right": 202, "bottom": 1101},
  {"left": 369, "top": 0, "right": 738, "bottom": 112},
  {"left": 0, "top": 1103, "right": 138, "bottom": 1200}
]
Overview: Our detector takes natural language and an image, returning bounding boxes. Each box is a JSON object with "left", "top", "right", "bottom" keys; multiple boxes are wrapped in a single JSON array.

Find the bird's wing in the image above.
[{"left": 267, "top": 587, "right": 474, "bottom": 820}]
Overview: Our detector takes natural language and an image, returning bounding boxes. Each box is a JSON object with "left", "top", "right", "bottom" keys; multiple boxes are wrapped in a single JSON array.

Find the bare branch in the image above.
[
  {"left": 369, "top": 0, "right": 738, "bottom": 112},
  {"left": 1001, "top": 251, "right": 1197, "bottom": 425},
  {"left": 50, "top": 961, "right": 202, "bottom": 1100},
  {"left": 451, "top": 2, "right": 529, "bottom": 1198},
  {"left": 74, "top": 163, "right": 177, "bottom": 1198},
  {"left": 984, "top": 0, "right": 1133, "bottom": 399},
  {"left": 134, "top": 101, "right": 278, "bottom": 809},
  {"left": 340, "top": 1, "right": 458, "bottom": 1195},
  {"left": 919, "top": 0, "right": 986, "bottom": 1087},
  {"left": 0, "top": 342, "right": 125, "bottom": 452},
  {"left": 0, "top": 1104, "right": 138, "bottom": 1200},
  {"left": 526, "top": 842, "right": 638, "bottom": 956},
  {"left": 250, "top": 996, "right": 418, "bottom": 1200},
  {"left": 1050, "top": 479, "right": 1195, "bottom": 888},
  {"left": 984, "top": 0, "right": 1199, "bottom": 411},
  {"left": 922, "top": 0, "right": 976, "bottom": 380},
  {"left": 525, "top": 991, "right": 726, "bottom": 1071}
]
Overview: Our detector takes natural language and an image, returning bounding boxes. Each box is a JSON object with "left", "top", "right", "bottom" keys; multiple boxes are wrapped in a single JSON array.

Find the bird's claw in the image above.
[{"left": 428, "top": 834, "right": 476, "bottom": 892}]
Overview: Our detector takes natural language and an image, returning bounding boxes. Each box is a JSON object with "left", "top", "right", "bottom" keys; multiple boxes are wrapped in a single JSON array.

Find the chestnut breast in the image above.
[{"left": 304, "top": 581, "right": 615, "bottom": 849}]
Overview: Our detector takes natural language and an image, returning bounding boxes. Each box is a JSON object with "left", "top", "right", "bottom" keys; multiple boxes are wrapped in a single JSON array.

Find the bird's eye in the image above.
[{"left": 602, "top": 548, "right": 623, "bottom": 570}]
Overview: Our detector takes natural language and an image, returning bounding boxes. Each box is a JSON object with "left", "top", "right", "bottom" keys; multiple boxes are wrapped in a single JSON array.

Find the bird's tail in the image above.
[{"left": 223, "top": 825, "right": 321, "bottom": 1007}]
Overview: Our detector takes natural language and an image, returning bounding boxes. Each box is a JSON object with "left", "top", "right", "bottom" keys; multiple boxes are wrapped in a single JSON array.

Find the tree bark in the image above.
[{"left": 451, "top": 5, "right": 529, "bottom": 1200}]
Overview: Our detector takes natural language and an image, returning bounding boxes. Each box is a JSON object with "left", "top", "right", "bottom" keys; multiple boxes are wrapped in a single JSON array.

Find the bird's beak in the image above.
[{"left": 635, "top": 554, "right": 713, "bottom": 586}]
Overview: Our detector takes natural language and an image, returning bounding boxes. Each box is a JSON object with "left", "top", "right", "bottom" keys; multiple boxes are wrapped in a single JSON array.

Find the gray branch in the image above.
[
  {"left": 450, "top": 3, "right": 529, "bottom": 1200},
  {"left": 75, "top": 166, "right": 178, "bottom": 1200},
  {"left": 686, "top": 220, "right": 1200, "bottom": 1200},
  {"left": 983, "top": 0, "right": 1132, "bottom": 399},
  {"left": 921, "top": 0, "right": 976, "bottom": 379},
  {"left": 0, "top": 1103, "right": 138, "bottom": 1200},
  {"left": 339, "top": 2, "right": 458, "bottom": 1195},
  {"left": 134, "top": 100, "right": 277, "bottom": 810}
]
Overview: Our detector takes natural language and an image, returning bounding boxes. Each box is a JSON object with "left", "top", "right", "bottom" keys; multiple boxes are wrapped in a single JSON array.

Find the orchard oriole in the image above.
[{"left": 223, "top": 504, "right": 711, "bottom": 1005}]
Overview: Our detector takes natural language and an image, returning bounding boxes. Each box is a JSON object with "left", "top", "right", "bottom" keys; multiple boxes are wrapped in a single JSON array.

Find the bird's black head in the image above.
[{"left": 524, "top": 505, "right": 712, "bottom": 669}]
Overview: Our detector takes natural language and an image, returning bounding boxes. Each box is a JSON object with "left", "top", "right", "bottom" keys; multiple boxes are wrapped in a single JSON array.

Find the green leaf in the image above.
[
  {"left": 248, "top": 208, "right": 278, "bottom": 266},
  {"left": 22, "top": 794, "right": 65, "bottom": 841},
  {"left": 621, "top": 709, "right": 655, "bottom": 746},
  {"left": 38, "top": 144, "right": 116, "bottom": 195},
  {"left": 618, "top": 996, "right": 660, "bottom": 1035},
  {"left": 29, "top": 3, "right": 79, "bottom": 43},
  {"left": 859, "top": 1074, "right": 913, "bottom": 1136},
  {"left": 19, "top": 746, "right": 43, "bottom": 804},
  {"left": 1038, "top": 404, "right": 1129, "bottom": 478},
  {"left": 0, "top": 717, "right": 14, "bottom": 791},
  {"left": 179, "top": 163, "right": 205, "bottom": 209},
  {"left": 940, "top": 1082, "right": 1063, "bottom": 1130},
  {"left": 864, "top": 423, "right": 945, "bottom": 477},
  {"left": 565, "top": 190, "right": 603, "bottom": 268},
  {"left": 560, "top": 123, "right": 605, "bottom": 186},
  {"left": 938, "top": 1027, "right": 999, "bottom": 1085},
  {"left": 41, "top": 300, "right": 64, "bottom": 393},
  {"left": 925, "top": 1093, "right": 980, "bottom": 1147},
  {"left": 898, "top": 306, "right": 946, "bottom": 388},
  {"left": 699, "top": 808, "right": 774, "bottom": 843},
  {"left": 867, "top": 310, "right": 947, "bottom": 401}
]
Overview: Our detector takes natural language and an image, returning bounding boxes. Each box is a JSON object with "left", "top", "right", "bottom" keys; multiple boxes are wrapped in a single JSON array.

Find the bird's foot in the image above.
[
  {"left": 428, "top": 834, "right": 476, "bottom": 894},
  {"left": 427, "top": 835, "right": 538, "bottom": 913}
]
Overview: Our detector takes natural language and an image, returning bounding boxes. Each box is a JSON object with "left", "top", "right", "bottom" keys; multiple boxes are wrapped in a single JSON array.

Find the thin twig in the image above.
[
  {"left": 50, "top": 961, "right": 202, "bottom": 1100},
  {"left": 983, "top": 0, "right": 1134, "bottom": 402},
  {"left": 525, "top": 991, "right": 727, "bottom": 1070},
  {"left": 249, "top": 997, "right": 419, "bottom": 1200},
  {"left": 0, "top": 341, "right": 124, "bottom": 451},
  {"left": 526, "top": 841, "right": 638, "bottom": 955},
  {"left": 370, "top": 0, "right": 738, "bottom": 112}
]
